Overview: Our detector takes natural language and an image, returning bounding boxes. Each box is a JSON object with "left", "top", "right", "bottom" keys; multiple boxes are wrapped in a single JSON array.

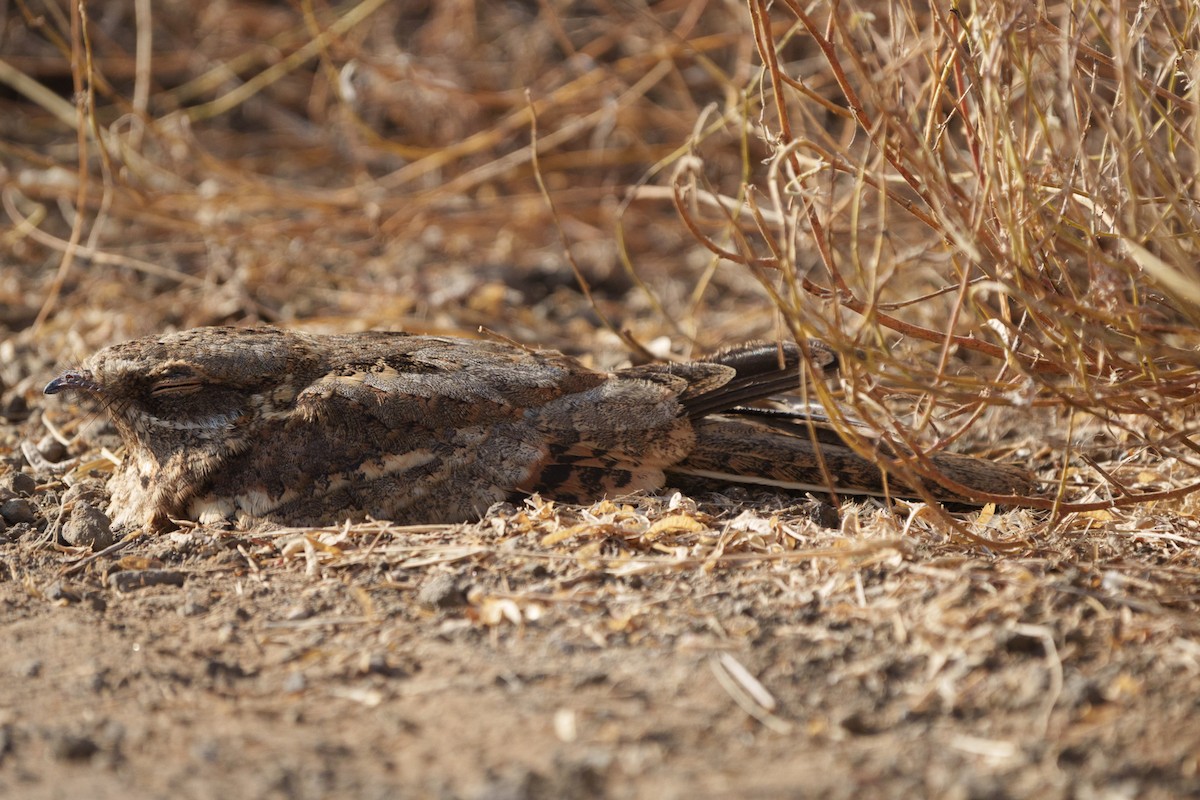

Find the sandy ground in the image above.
[{"left": 1, "top": 473, "right": 1198, "bottom": 798}]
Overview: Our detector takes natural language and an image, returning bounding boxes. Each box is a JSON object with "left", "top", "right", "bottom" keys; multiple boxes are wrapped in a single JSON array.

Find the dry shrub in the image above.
[{"left": 643, "top": 0, "right": 1200, "bottom": 514}]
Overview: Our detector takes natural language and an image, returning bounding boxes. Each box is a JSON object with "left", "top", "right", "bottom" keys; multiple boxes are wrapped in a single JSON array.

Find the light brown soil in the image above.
[{"left": 1, "top": 487, "right": 1199, "bottom": 799}]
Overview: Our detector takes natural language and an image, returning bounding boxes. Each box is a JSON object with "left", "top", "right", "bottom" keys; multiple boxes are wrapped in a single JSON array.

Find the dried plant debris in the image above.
[{"left": 1, "top": 0, "right": 1198, "bottom": 797}]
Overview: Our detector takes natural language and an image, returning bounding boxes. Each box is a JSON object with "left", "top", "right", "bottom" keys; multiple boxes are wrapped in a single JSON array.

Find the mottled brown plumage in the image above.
[{"left": 44, "top": 327, "right": 1034, "bottom": 531}]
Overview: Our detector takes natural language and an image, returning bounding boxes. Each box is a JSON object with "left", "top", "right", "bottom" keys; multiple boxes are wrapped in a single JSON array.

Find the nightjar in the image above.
[{"left": 44, "top": 327, "right": 1035, "bottom": 531}]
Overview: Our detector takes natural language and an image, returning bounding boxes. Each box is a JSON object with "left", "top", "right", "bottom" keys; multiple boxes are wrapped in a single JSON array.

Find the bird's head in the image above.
[
  {"left": 44, "top": 326, "right": 324, "bottom": 530},
  {"left": 47, "top": 327, "right": 309, "bottom": 448}
]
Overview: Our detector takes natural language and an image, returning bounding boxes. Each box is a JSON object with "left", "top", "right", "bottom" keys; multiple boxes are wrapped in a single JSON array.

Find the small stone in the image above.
[
  {"left": 4, "top": 523, "right": 30, "bottom": 542},
  {"left": 191, "top": 738, "right": 220, "bottom": 763},
  {"left": 1, "top": 392, "right": 29, "bottom": 421},
  {"left": 54, "top": 482, "right": 114, "bottom": 550},
  {"left": 51, "top": 732, "right": 99, "bottom": 761},
  {"left": 8, "top": 472, "right": 36, "bottom": 496},
  {"left": 59, "top": 480, "right": 106, "bottom": 506},
  {"left": 60, "top": 501, "right": 114, "bottom": 550},
  {"left": 0, "top": 498, "right": 35, "bottom": 526},
  {"left": 36, "top": 435, "right": 67, "bottom": 463},
  {"left": 107, "top": 570, "right": 185, "bottom": 592},
  {"left": 178, "top": 600, "right": 208, "bottom": 617},
  {"left": 282, "top": 671, "right": 307, "bottom": 693},
  {"left": 358, "top": 651, "right": 402, "bottom": 677},
  {"left": 283, "top": 604, "right": 311, "bottom": 621},
  {"left": 417, "top": 573, "right": 467, "bottom": 609}
]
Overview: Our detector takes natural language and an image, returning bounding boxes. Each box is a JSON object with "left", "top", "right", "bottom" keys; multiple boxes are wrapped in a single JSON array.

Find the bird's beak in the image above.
[{"left": 44, "top": 370, "right": 101, "bottom": 395}]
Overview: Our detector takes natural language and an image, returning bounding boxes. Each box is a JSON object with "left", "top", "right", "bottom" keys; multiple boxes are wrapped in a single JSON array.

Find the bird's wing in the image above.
[
  {"left": 294, "top": 334, "right": 607, "bottom": 427},
  {"left": 210, "top": 336, "right": 615, "bottom": 523}
]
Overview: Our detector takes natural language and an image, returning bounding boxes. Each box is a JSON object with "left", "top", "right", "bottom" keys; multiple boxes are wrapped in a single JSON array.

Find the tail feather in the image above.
[
  {"left": 622, "top": 339, "right": 1034, "bottom": 505},
  {"left": 670, "top": 417, "right": 1035, "bottom": 503},
  {"left": 682, "top": 340, "right": 837, "bottom": 418},
  {"left": 616, "top": 340, "right": 835, "bottom": 419}
]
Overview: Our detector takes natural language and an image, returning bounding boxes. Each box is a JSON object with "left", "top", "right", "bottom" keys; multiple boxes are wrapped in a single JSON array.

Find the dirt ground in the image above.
[
  {"left": 3, "top": 1, "right": 1200, "bottom": 798},
  {"left": 2, "top": 460, "right": 1199, "bottom": 799}
]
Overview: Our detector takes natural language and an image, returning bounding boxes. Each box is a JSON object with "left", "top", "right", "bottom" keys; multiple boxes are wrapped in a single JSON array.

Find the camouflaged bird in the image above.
[{"left": 44, "top": 327, "right": 1034, "bottom": 531}]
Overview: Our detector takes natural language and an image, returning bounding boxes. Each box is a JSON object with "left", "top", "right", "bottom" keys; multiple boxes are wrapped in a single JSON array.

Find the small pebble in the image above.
[
  {"left": 43, "top": 581, "right": 72, "bottom": 602},
  {"left": 51, "top": 733, "right": 99, "bottom": 761},
  {"left": 36, "top": 435, "right": 67, "bottom": 463},
  {"left": 283, "top": 604, "right": 311, "bottom": 621},
  {"left": 0, "top": 498, "right": 35, "bottom": 526},
  {"left": 359, "top": 651, "right": 397, "bottom": 676},
  {"left": 9, "top": 472, "right": 36, "bottom": 496},
  {"left": 60, "top": 502, "right": 114, "bottom": 550},
  {"left": 53, "top": 482, "right": 114, "bottom": 550},
  {"left": 417, "top": 573, "right": 467, "bottom": 609},
  {"left": 107, "top": 570, "right": 186, "bottom": 592},
  {"left": 178, "top": 600, "right": 208, "bottom": 617},
  {"left": 282, "top": 671, "right": 307, "bottom": 693}
]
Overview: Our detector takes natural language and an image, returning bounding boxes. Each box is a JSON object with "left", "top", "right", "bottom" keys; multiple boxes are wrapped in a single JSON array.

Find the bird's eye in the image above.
[{"left": 150, "top": 377, "right": 205, "bottom": 396}]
